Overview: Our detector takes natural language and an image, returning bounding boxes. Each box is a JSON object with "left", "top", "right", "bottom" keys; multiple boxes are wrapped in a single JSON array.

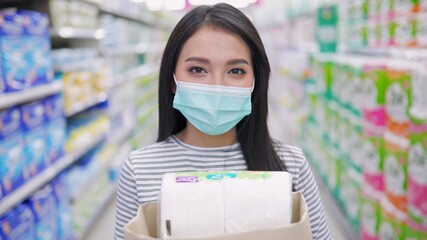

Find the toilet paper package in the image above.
[
  {"left": 383, "top": 138, "right": 408, "bottom": 213},
  {"left": 379, "top": 198, "right": 406, "bottom": 240},
  {"left": 158, "top": 171, "right": 293, "bottom": 239},
  {"left": 408, "top": 123, "right": 427, "bottom": 227},
  {"left": 361, "top": 193, "right": 382, "bottom": 240}
]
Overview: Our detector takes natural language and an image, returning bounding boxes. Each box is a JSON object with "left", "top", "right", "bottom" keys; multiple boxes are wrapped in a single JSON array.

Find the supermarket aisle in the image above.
[{"left": 85, "top": 195, "right": 116, "bottom": 240}]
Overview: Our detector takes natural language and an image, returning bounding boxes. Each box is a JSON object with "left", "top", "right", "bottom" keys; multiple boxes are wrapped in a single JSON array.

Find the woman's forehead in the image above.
[{"left": 178, "top": 26, "right": 251, "bottom": 63}]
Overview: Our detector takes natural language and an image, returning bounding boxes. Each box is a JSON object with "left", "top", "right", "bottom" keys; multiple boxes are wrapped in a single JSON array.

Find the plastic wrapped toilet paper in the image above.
[{"left": 159, "top": 171, "right": 293, "bottom": 239}]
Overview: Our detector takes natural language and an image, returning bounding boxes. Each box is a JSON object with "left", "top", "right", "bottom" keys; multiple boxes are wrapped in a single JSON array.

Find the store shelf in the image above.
[
  {"left": 77, "top": 185, "right": 116, "bottom": 240},
  {"left": 65, "top": 93, "right": 108, "bottom": 117},
  {"left": 53, "top": 58, "right": 105, "bottom": 72},
  {"left": 50, "top": 27, "right": 105, "bottom": 40},
  {"left": 135, "top": 42, "right": 166, "bottom": 54},
  {"left": 102, "top": 42, "right": 165, "bottom": 57},
  {"left": 0, "top": 133, "right": 106, "bottom": 216},
  {"left": 0, "top": 81, "right": 63, "bottom": 110},
  {"left": 343, "top": 47, "right": 427, "bottom": 61},
  {"left": 75, "top": 0, "right": 170, "bottom": 29},
  {"left": 112, "top": 63, "right": 159, "bottom": 88},
  {"left": 311, "top": 162, "right": 359, "bottom": 240}
]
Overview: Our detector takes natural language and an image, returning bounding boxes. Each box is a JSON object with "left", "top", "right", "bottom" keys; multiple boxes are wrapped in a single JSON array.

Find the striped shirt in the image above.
[{"left": 115, "top": 135, "right": 332, "bottom": 240}]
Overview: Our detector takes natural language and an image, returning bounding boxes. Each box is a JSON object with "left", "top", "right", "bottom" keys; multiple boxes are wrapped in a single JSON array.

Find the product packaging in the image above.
[
  {"left": 27, "top": 184, "right": 58, "bottom": 240},
  {"left": 0, "top": 107, "right": 26, "bottom": 198},
  {"left": 379, "top": 198, "right": 406, "bottom": 240},
  {"left": 43, "top": 94, "right": 66, "bottom": 164},
  {"left": 158, "top": 171, "right": 293, "bottom": 239},
  {"left": 407, "top": 123, "right": 427, "bottom": 227},
  {"left": 52, "top": 172, "right": 74, "bottom": 240},
  {"left": 0, "top": 9, "right": 31, "bottom": 93},
  {"left": 125, "top": 192, "right": 312, "bottom": 240},
  {"left": 0, "top": 203, "right": 36, "bottom": 240},
  {"left": 361, "top": 64, "right": 387, "bottom": 196},
  {"left": 340, "top": 164, "right": 362, "bottom": 231},
  {"left": 20, "top": 100, "right": 47, "bottom": 177},
  {"left": 361, "top": 193, "right": 382, "bottom": 240}
]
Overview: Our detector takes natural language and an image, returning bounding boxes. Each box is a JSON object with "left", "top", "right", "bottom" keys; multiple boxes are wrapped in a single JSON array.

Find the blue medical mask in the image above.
[{"left": 173, "top": 75, "right": 254, "bottom": 136}]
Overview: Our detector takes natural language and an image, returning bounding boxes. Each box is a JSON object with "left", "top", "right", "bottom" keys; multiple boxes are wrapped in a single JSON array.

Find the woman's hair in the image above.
[{"left": 157, "top": 3, "right": 285, "bottom": 171}]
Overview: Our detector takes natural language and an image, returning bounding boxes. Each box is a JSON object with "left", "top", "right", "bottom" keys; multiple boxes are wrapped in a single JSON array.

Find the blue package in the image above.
[
  {"left": 20, "top": 100, "right": 47, "bottom": 177},
  {"left": 43, "top": 94, "right": 66, "bottom": 163},
  {"left": 0, "top": 9, "right": 35, "bottom": 93},
  {"left": 0, "top": 203, "right": 36, "bottom": 240},
  {"left": 51, "top": 172, "right": 74, "bottom": 240},
  {"left": 19, "top": 10, "right": 53, "bottom": 85},
  {"left": 0, "top": 107, "right": 26, "bottom": 198},
  {"left": 26, "top": 184, "right": 58, "bottom": 240}
]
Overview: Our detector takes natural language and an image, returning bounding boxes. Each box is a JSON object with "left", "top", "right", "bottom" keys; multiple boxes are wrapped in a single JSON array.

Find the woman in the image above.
[{"left": 115, "top": 3, "right": 332, "bottom": 240}]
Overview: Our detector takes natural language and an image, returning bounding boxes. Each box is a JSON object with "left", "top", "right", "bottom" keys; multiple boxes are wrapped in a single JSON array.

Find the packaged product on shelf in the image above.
[
  {"left": 0, "top": 9, "right": 32, "bottom": 93},
  {"left": 20, "top": 100, "right": 47, "bottom": 177},
  {"left": 407, "top": 123, "right": 427, "bottom": 227},
  {"left": 410, "top": 64, "right": 427, "bottom": 122},
  {"left": 415, "top": 12, "right": 427, "bottom": 47},
  {"left": 0, "top": 203, "right": 36, "bottom": 240},
  {"left": 383, "top": 140, "right": 408, "bottom": 212},
  {"left": 361, "top": 135, "right": 385, "bottom": 199},
  {"left": 43, "top": 94, "right": 66, "bottom": 164},
  {"left": 348, "top": 110, "right": 365, "bottom": 172},
  {"left": 27, "top": 184, "right": 58, "bottom": 240},
  {"left": 361, "top": 193, "right": 382, "bottom": 240},
  {"left": 379, "top": 201, "right": 406, "bottom": 240},
  {"left": 48, "top": 0, "right": 98, "bottom": 29},
  {"left": 368, "top": 18, "right": 382, "bottom": 48},
  {"left": 391, "top": 13, "right": 417, "bottom": 47},
  {"left": 361, "top": 64, "right": 387, "bottom": 197},
  {"left": 0, "top": 107, "right": 26, "bottom": 198},
  {"left": 385, "top": 64, "right": 412, "bottom": 139},
  {"left": 52, "top": 172, "right": 74, "bottom": 240},
  {"left": 404, "top": 221, "right": 427, "bottom": 239},
  {"left": 21, "top": 10, "right": 53, "bottom": 85},
  {"left": 340, "top": 164, "right": 363, "bottom": 231},
  {"left": 0, "top": 9, "right": 53, "bottom": 94}
]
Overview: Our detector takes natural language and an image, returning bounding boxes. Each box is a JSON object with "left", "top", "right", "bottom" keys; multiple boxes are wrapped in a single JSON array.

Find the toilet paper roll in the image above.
[
  {"left": 159, "top": 171, "right": 293, "bottom": 239},
  {"left": 159, "top": 173, "right": 225, "bottom": 238}
]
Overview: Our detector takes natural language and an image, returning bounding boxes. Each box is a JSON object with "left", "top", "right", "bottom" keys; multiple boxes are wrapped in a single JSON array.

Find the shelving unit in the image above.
[
  {"left": 311, "top": 161, "right": 359, "bottom": 240},
  {"left": 76, "top": 185, "right": 116, "bottom": 240},
  {"left": 53, "top": 58, "right": 105, "bottom": 72},
  {"left": 50, "top": 27, "right": 105, "bottom": 40},
  {"left": 111, "top": 62, "right": 159, "bottom": 88},
  {"left": 0, "top": 81, "right": 63, "bottom": 110},
  {"left": 342, "top": 47, "right": 427, "bottom": 61},
  {"left": 101, "top": 42, "right": 166, "bottom": 57},
  {"left": 0, "top": 133, "right": 106, "bottom": 216},
  {"left": 64, "top": 93, "right": 108, "bottom": 117}
]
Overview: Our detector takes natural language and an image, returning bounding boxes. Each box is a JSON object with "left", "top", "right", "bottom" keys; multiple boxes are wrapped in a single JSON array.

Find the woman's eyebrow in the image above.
[
  {"left": 185, "top": 56, "right": 210, "bottom": 63},
  {"left": 226, "top": 58, "right": 250, "bottom": 65},
  {"left": 185, "top": 57, "right": 250, "bottom": 65}
]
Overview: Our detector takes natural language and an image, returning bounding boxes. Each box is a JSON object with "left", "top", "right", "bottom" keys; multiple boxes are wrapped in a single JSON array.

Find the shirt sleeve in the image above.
[
  {"left": 294, "top": 154, "right": 332, "bottom": 240},
  {"left": 114, "top": 156, "right": 140, "bottom": 240}
]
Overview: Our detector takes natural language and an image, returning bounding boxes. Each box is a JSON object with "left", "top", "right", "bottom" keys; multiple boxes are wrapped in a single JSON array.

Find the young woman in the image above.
[{"left": 115, "top": 3, "right": 332, "bottom": 240}]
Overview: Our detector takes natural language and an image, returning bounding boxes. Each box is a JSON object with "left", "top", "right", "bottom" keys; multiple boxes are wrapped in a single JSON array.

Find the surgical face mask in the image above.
[{"left": 173, "top": 75, "right": 254, "bottom": 136}]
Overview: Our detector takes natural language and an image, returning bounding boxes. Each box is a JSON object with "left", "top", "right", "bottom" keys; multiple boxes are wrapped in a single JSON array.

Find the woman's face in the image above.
[{"left": 175, "top": 25, "right": 254, "bottom": 88}]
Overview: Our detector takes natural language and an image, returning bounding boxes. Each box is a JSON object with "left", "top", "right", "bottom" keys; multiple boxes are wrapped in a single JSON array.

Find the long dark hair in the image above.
[{"left": 157, "top": 3, "right": 285, "bottom": 171}]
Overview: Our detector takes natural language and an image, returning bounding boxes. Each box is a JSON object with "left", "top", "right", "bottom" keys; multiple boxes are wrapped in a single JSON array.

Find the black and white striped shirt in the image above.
[{"left": 115, "top": 135, "right": 332, "bottom": 239}]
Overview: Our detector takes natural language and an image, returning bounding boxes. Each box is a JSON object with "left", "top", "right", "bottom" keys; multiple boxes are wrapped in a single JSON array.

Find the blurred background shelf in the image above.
[
  {"left": 0, "top": 81, "right": 63, "bottom": 110},
  {"left": 0, "top": 133, "right": 106, "bottom": 216}
]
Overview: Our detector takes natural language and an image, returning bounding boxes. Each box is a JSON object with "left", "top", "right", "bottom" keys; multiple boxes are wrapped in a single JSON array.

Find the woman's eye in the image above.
[
  {"left": 228, "top": 68, "right": 245, "bottom": 75},
  {"left": 189, "top": 67, "right": 206, "bottom": 74}
]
